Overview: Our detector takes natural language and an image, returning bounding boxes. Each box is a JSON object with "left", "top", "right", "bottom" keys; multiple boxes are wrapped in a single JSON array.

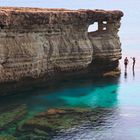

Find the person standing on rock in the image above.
[{"left": 124, "top": 57, "right": 129, "bottom": 70}]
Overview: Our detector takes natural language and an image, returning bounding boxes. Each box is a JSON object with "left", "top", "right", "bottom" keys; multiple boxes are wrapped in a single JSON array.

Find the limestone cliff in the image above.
[{"left": 0, "top": 7, "right": 123, "bottom": 83}]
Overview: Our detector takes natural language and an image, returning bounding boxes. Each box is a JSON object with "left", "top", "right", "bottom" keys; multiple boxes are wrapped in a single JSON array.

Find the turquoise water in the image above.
[
  {"left": 0, "top": 0, "right": 140, "bottom": 139},
  {"left": 0, "top": 76, "right": 120, "bottom": 111},
  {"left": 0, "top": 66, "right": 140, "bottom": 139}
]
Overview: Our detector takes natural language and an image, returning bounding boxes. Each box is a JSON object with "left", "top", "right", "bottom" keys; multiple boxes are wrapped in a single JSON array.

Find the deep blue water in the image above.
[{"left": 0, "top": 0, "right": 140, "bottom": 139}]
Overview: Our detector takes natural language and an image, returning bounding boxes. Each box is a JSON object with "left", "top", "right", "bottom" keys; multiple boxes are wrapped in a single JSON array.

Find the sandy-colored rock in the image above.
[
  {"left": 103, "top": 68, "right": 121, "bottom": 77},
  {"left": 43, "top": 108, "right": 66, "bottom": 115},
  {"left": 0, "top": 136, "right": 17, "bottom": 140},
  {"left": 0, "top": 7, "right": 123, "bottom": 83}
]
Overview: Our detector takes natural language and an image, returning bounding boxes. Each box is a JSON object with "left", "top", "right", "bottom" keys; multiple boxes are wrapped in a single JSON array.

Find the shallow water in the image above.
[
  {"left": 0, "top": 0, "right": 140, "bottom": 139},
  {"left": 0, "top": 64, "right": 140, "bottom": 139}
]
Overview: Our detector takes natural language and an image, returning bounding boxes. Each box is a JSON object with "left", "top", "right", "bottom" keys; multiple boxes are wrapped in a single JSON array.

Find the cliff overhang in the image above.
[{"left": 0, "top": 7, "right": 123, "bottom": 83}]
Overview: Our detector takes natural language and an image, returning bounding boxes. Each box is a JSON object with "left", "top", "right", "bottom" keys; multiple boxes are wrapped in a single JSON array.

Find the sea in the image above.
[{"left": 0, "top": 0, "right": 140, "bottom": 139}]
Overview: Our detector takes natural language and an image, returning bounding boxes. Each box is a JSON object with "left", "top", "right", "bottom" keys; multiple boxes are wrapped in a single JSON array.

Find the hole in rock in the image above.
[
  {"left": 103, "top": 21, "right": 107, "bottom": 24},
  {"left": 88, "top": 22, "right": 98, "bottom": 32},
  {"left": 103, "top": 27, "right": 107, "bottom": 30}
]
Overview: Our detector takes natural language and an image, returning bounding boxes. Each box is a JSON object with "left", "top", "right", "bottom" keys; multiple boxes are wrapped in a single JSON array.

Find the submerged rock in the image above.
[
  {"left": 0, "top": 7, "right": 123, "bottom": 84},
  {"left": 20, "top": 108, "right": 90, "bottom": 131},
  {"left": 102, "top": 68, "right": 121, "bottom": 77},
  {"left": 16, "top": 108, "right": 117, "bottom": 139},
  {"left": 0, "top": 105, "right": 27, "bottom": 130},
  {"left": 0, "top": 136, "right": 17, "bottom": 140}
]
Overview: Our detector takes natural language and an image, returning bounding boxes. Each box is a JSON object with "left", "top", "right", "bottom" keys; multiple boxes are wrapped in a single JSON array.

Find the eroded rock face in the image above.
[{"left": 0, "top": 7, "right": 123, "bottom": 83}]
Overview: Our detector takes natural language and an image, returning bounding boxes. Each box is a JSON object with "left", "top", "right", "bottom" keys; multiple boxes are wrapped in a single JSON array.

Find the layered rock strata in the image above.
[{"left": 0, "top": 7, "right": 123, "bottom": 82}]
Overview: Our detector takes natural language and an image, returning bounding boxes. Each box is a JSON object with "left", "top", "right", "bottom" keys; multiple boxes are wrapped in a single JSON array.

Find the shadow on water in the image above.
[{"left": 0, "top": 72, "right": 121, "bottom": 112}]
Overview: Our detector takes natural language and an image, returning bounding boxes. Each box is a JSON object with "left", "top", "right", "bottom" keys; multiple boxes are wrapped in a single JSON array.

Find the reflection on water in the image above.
[
  {"left": 0, "top": 74, "right": 120, "bottom": 112},
  {"left": 133, "top": 67, "right": 135, "bottom": 79},
  {"left": 124, "top": 70, "right": 127, "bottom": 80},
  {"left": 123, "top": 61, "right": 137, "bottom": 81}
]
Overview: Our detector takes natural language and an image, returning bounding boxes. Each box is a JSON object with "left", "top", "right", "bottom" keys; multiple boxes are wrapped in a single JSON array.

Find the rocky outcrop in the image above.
[{"left": 0, "top": 7, "right": 123, "bottom": 83}]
